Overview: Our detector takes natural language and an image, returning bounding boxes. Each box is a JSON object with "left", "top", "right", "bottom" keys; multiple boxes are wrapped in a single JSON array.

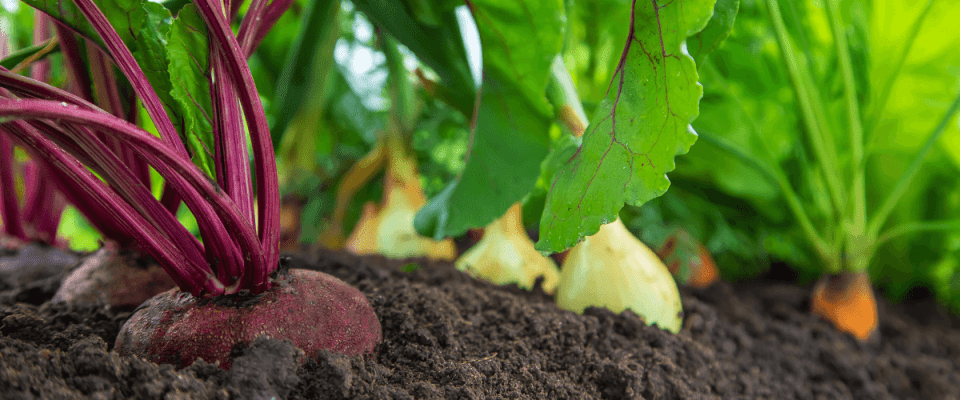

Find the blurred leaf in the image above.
[
  {"left": 57, "top": 206, "right": 102, "bottom": 252},
  {"left": 415, "top": 0, "right": 564, "bottom": 240},
  {"left": 0, "top": 40, "right": 60, "bottom": 70},
  {"left": 329, "top": 69, "right": 385, "bottom": 143},
  {"left": 353, "top": 0, "right": 475, "bottom": 114},
  {"left": 537, "top": 0, "right": 715, "bottom": 253},
  {"left": 688, "top": 0, "right": 739, "bottom": 68},
  {"left": 271, "top": 0, "right": 341, "bottom": 146},
  {"left": 868, "top": 0, "right": 960, "bottom": 166},
  {"left": 564, "top": 0, "right": 633, "bottom": 107}
]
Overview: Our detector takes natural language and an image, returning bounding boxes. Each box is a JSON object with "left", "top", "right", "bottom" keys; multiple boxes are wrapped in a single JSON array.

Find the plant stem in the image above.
[
  {"left": 547, "top": 56, "right": 588, "bottom": 137},
  {"left": 52, "top": 23, "right": 94, "bottom": 103},
  {"left": 0, "top": 99, "right": 266, "bottom": 293},
  {"left": 211, "top": 50, "right": 255, "bottom": 224},
  {"left": 236, "top": 0, "right": 270, "bottom": 54},
  {"left": 700, "top": 60, "right": 834, "bottom": 267},
  {"left": 866, "top": 92, "right": 960, "bottom": 242},
  {"left": 194, "top": 0, "right": 280, "bottom": 279},
  {"left": 248, "top": 0, "right": 298, "bottom": 53},
  {"left": 825, "top": 0, "right": 868, "bottom": 272},
  {"left": 3, "top": 120, "right": 223, "bottom": 295},
  {"left": 73, "top": 0, "right": 188, "bottom": 157},
  {"left": 766, "top": 0, "right": 846, "bottom": 217},
  {"left": 31, "top": 14, "right": 52, "bottom": 81},
  {"left": 876, "top": 220, "right": 960, "bottom": 249},
  {"left": 0, "top": 129, "right": 25, "bottom": 239}
]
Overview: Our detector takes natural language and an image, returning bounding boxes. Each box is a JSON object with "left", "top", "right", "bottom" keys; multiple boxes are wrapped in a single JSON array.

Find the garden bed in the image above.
[{"left": 1, "top": 244, "right": 959, "bottom": 399}]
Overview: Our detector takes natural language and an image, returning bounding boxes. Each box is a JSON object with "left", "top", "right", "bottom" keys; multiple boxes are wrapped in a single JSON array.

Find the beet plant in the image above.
[
  {"left": 2, "top": 11, "right": 182, "bottom": 308},
  {"left": 1, "top": 0, "right": 381, "bottom": 369}
]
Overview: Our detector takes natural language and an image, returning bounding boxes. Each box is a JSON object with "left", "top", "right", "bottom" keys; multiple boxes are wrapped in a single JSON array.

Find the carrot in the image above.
[{"left": 810, "top": 271, "right": 878, "bottom": 341}]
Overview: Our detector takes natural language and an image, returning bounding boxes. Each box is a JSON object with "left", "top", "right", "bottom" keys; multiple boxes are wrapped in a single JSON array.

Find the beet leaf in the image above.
[{"left": 537, "top": 0, "right": 716, "bottom": 253}]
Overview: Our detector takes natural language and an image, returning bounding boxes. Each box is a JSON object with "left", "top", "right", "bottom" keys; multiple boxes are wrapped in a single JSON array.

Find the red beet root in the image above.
[
  {"left": 54, "top": 244, "right": 175, "bottom": 308},
  {"left": 115, "top": 268, "right": 381, "bottom": 370}
]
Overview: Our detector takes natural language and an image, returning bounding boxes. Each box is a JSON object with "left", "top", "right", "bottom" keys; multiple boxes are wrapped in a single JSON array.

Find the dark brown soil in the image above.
[{"left": 1, "top": 243, "right": 959, "bottom": 399}]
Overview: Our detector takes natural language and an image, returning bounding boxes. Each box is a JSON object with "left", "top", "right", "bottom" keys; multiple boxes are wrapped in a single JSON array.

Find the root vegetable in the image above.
[
  {"left": 810, "top": 271, "right": 877, "bottom": 341},
  {"left": 345, "top": 145, "right": 456, "bottom": 260},
  {"left": 456, "top": 203, "right": 560, "bottom": 293},
  {"left": 53, "top": 243, "right": 175, "bottom": 309},
  {"left": 115, "top": 268, "right": 381, "bottom": 370},
  {"left": 556, "top": 218, "right": 683, "bottom": 333}
]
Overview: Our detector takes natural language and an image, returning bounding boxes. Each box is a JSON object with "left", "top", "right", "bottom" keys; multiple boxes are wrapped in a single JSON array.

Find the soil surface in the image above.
[{"left": 1, "top": 243, "right": 959, "bottom": 399}]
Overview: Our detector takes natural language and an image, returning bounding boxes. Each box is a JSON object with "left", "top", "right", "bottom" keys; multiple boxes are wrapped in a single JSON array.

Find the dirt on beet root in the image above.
[{"left": 1, "top": 243, "right": 959, "bottom": 399}]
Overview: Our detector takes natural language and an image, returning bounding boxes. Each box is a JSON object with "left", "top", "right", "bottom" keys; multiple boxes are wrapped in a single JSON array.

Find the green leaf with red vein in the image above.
[
  {"left": 166, "top": 5, "right": 215, "bottom": 177},
  {"left": 414, "top": 0, "right": 564, "bottom": 240},
  {"left": 536, "top": 0, "right": 716, "bottom": 253}
]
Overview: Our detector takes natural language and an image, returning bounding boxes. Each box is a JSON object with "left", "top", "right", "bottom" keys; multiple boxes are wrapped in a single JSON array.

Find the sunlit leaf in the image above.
[{"left": 537, "top": 0, "right": 715, "bottom": 253}]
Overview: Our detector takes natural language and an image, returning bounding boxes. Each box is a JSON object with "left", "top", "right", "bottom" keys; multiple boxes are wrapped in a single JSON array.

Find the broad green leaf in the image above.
[
  {"left": 414, "top": 0, "right": 564, "bottom": 240},
  {"left": 688, "top": 0, "right": 739, "bottom": 68},
  {"left": 537, "top": 0, "right": 715, "bottom": 253},
  {"left": 353, "top": 0, "right": 475, "bottom": 114},
  {"left": 868, "top": 0, "right": 960, "bottom": 165},
  {"left": 558, "top": 0, "right": 631, "bottom": 110},
  {"left": 416, "top": 73, "right": 555, "bottom": 238}
]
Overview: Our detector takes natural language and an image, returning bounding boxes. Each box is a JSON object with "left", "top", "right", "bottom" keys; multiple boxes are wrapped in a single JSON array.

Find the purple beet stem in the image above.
[
  {"left": 0, "top": 128, "right": 25, "bottom": 239},
  {"left": 0, "top": 0, "right": 295, "bottom": 295}
]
